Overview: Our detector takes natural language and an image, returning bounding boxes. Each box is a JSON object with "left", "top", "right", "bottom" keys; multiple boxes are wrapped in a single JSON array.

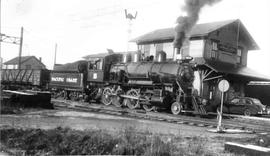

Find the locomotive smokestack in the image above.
[{"left": 173, "top": 0, "right": 222, "bottom": 50}]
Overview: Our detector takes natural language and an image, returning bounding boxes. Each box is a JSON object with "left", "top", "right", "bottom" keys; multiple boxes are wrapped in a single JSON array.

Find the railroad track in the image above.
[{"left": 52, "top": 99, "right": 270, "bottom": 133}]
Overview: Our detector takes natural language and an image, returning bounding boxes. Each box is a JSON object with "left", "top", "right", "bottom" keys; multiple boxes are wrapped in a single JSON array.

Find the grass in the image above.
[{"left": 0, "top": 126, "right": 243, "bottom": 156}]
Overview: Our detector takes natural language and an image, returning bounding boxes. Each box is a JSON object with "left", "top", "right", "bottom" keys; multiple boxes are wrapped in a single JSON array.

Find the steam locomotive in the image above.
[
  {"left": 1, "top": 51, "right": 206, "bottom": 115},
  {"left": 50, "top": 51, "right": 205, "bottom": 114}
]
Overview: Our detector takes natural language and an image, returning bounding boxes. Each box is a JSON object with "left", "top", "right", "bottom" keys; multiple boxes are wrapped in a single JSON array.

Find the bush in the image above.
[{"left": 0, "top": 127, "right": 230, "bottom": 156}]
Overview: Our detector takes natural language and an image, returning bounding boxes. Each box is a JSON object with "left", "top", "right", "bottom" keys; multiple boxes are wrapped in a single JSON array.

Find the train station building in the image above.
[{"left": 131, "top": 19, "right": 270, "bottom": 108}]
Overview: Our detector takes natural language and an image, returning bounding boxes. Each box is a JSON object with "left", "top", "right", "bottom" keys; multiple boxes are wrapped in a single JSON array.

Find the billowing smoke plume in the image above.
[{"left": 174, "top": 0, "right": 221, "bottom": 49}]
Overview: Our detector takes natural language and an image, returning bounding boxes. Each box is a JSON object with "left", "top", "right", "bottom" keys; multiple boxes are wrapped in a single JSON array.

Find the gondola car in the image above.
[{"left": 1, "top": 68, "right": 50, "bottom": 90}]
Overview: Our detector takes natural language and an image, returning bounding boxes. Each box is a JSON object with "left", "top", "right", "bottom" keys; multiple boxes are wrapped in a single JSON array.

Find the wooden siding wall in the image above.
[
  {"left": 206, "top": 24, "right": 248, "bottom": 66},
  {"left": 21, "top": 58, "right": 45, "bottom": 69}
]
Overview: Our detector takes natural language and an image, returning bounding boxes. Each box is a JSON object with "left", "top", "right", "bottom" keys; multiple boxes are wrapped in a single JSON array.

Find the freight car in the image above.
[{"left": 1, "top": 69, "right": 50, "bottom": 90}]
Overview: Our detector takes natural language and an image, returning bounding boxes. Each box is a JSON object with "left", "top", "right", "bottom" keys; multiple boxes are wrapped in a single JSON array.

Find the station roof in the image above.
[
  {"left": 204, "top": 61, "right": 270, "bottom": 81},
  {"left": 131, "top": 19, "right": 259, "bottom": 50}
]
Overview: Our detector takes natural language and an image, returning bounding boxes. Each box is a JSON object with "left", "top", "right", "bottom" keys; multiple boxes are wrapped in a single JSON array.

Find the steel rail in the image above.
[{"left": 52, "top": 99, "right": 270, "bottom": 133}]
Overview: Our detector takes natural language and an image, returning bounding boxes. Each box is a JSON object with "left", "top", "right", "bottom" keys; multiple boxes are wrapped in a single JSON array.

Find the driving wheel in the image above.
[
  {"left": 125, "top": 89, "right": 140, "bottom": 109},
  {"left": 101, "top": 87, "right": 112, "bottom": 106}
]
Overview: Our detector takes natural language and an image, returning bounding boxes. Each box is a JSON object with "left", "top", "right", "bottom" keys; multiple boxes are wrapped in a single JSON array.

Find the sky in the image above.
[{"left": 1, "top": 0, "right": 270, "bottom": 76}]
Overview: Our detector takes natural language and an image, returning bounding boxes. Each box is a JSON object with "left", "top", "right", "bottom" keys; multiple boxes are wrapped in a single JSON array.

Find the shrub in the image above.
[{"left": 0, "top": 127, "right": 234, "bottom": 156}]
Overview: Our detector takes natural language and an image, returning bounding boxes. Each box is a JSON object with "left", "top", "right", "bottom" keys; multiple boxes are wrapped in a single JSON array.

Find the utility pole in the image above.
[
  {"left": 54, "top": 43, "right": 57, "bottom": 66},
  {"left": 0, "top": 0, "right": 2, "bottom": 70},
  {"left": 18, "top": 27, "right": 23, "bottom": 70}
]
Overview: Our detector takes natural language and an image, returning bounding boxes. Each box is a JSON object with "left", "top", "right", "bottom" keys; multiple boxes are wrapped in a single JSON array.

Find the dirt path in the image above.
[{"left": 0, "top": 109, "right": 256, "bottom": 139}]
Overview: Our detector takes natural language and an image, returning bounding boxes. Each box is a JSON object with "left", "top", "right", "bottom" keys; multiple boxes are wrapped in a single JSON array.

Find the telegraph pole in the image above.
[
  {"left": 0, "top": 0, "right": 2, "bottom": 87},
  {"left": 0, "top": 0, "right": 2, "bottom": 69},
  {"left": 18, "top": 27, "right": 23, "bottom": 70},
  {"left": 54, "top": 43, "right": 57, "bottom": 66}
]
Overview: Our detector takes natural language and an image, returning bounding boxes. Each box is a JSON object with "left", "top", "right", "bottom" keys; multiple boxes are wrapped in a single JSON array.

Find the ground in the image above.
[{"left": 0, "top": 107, "right": 260, "bottom": 155}]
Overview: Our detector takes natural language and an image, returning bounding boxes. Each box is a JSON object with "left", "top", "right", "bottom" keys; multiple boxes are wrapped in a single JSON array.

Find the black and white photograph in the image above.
[{"left": 1, "top": 0, "right": 270, "bottom": 155}]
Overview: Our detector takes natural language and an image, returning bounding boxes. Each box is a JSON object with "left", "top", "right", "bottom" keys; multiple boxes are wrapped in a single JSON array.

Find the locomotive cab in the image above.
[{"left": 87, "top": 53, "right": 122, "bottom": 83}]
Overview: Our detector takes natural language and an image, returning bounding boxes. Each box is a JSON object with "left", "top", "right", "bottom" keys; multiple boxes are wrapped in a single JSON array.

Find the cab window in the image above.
[
  {"left": 89, "top": 62, "right": 96, "bottom": 70},
  {"left": 97, "top": 59, "right": 103, "bottom": 70},
  {"left": 88, "top": 59, "right": 103, "bottom": 70}
]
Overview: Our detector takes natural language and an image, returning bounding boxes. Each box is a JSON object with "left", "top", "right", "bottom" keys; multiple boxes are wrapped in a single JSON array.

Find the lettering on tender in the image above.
[
  {"left": 66, "top": 78, "right": 78, "bottom": 83},
  {"left": 51, "top": 77, "right": 64, "bottom": 82}
]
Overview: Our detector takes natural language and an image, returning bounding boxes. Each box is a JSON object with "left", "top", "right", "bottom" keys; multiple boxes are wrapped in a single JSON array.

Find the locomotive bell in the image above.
[{"left": 156, "top": 51, "right": 166, "bottom": 62}]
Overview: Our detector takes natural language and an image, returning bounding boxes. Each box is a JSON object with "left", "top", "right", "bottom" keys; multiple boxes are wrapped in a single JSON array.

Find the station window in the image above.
[
  {"left": 189, "top": 40, "right": 204, "bottom": 57},
  {"left": 237, "top": 47, "right": 242, "bottom": 64},
  {"left": 212, "top": 41, "right": 218, "bottom": 51},
  {"left": 210, "top": 51, "right": 216, "bottom": 58},
  {"left": 210, "top": 41, "right": 218, "bottom": 59}
]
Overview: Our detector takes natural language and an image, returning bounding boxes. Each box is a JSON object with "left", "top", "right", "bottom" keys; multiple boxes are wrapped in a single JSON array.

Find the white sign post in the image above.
[{"left": 217, "top": 79, "right": 230, "bottom": 132}]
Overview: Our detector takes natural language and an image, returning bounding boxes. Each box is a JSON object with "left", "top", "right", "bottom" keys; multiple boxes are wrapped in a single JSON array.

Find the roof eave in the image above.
[{"left": 134, "top": 33, "right": 209, "bottom": 45}]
